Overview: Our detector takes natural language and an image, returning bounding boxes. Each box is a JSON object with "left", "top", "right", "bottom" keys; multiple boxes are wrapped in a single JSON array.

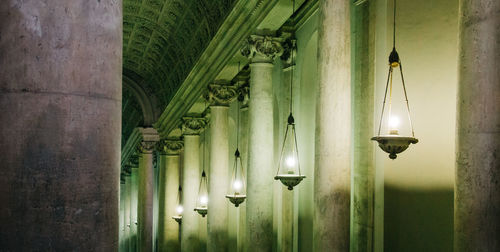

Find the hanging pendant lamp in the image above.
[
  {"left": 372, "top": 0, "right": 418, "bottom": 159},
  {"left": 275, "top": 1, "right": 305, "bottom": 190},
  {"left": 172, "top": 186, "right": 183, "bottom": 224},
  {"left": 226, "top": 70, "right": 247, "bottom": 207},
  {"left": 194, "top": 123, "right": 208, "bottom": 217}
]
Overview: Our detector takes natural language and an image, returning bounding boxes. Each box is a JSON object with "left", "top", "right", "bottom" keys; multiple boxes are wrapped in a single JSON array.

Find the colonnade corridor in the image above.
[{"left": 0, "top": 0, "right": 498, "bottom": 251}]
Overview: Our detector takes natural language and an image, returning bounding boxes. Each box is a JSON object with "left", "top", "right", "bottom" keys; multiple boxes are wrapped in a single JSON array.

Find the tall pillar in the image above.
[
  {"left": 455, "top": 0, "right": 500, "bottom": 251},
  {"left": 181, "top": 117, "right": 207, "bottom": 252},
  {"left": 0, "top": 1, "right": 122, "bottom": 250},
  {"left": 138, "top": 128, "right": 159, "bottom": 252},
  {"left": 120, "top": 175, "right": 126, "bottom": 251},
  {"left": 241, "top": 35, "right": 283, "bottom": 251},
  {"left": 158, "top": 139, "right": 183, "bottom": 251},
  {"left": 124, "top": 166, "right": 132, "bottom": 251},
  {"left": 237, "top": 77, "right": 250, "bottom": 252},
  {"left": 351, "top": 1, "right": 375, "bottom": 251},
  {"left": 130, "top": 156, "right": 140, "bottom": 252},
  {"left": 206, "top": 83, "right": 238, "bottom": 251},
  {"left": 314, "top": 0, "right": 352, "bottom": 251}
]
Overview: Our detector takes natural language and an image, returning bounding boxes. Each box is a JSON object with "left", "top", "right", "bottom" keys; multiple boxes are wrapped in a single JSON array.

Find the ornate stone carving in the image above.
[
  {"left": 182, "top": 117, "right": 207, "bottom": 135},
  {"left": 281, "top": 38, "right": 297, "bottom": 69},
  {"left": 164, "top": 139, "right": 184, "bottom": 155},
  {"left": 241, "top": 35, "right": 284, "bottom": 63},
  {"left": 140, "top": 140, "right": 157, "bottom": 154},
  {"left": 207, "top": 83, "right": 238, "bottom": 106},
  {"left": 138, "top": 127, "right": 160, "bottom": 154},
  {"left": 237, "top": 81, "right": 250, "bottom": 109}
]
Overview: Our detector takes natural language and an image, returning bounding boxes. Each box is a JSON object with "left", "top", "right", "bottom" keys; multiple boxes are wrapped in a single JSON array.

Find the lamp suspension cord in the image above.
[
  {"left": 236, "top": 62, "right": 240, "bottom": 150},
  {"left": 393, "top": 0, "right": 396, "bottom": 48},
  {"left": 289, "top": 0, "right": 295, "bottom": 115}
]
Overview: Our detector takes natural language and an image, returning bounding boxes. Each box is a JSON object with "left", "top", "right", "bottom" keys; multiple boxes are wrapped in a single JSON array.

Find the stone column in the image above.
[
  {"left": 124, "top": 166, "right": 132, "bottom": 251},
  {"left": 130, "top": 156, "right": 139, "bottom": 252},
  {"left": 351, "top": 1, "right": 374, "bottom": 251},
  {"left": 120, "top": 175, "right": 126, "bottom": 251},
  {"left": 314, "top": 0, "right": 352, "bottom": 251},
  {"left": 0, "top": 1, "right": 122, "bottom": 250},
  {"left": 237, "top": 76, "right": 250, "bottom": 252},
  {"left": 181, "top": 117, "right": 207, "bottom": 252},
  {"left": 158, "top": 139, "right": 183, "bottom": 251},
  {"left": 206, "top": 83, "right": 238, "bottom": 251},
  {"left": 455, "top": 0, "right": 500, "bottom": 251},
  {"left": 241, "top": 35, "right": 283, "bottom": 251},
  {"left": 138, "top": 128, "right": 160, "bottom": 252}
]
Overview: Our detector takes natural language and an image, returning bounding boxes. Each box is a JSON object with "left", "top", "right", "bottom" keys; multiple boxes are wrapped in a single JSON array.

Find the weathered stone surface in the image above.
[
  {"left": 455, "top": 0, "right": 500, "bottom": 251},
  {"left": 0, "top": 0, "right": 122, "bottom": 250},
  {"left": 245, "top": 37, "right": 277, "bottom": 251},
  {"left": 314, "top": 0, "right": 351, "bottom": 251},
  {"left": 207, "top": 106, "right": 230, "bottom": 252}
]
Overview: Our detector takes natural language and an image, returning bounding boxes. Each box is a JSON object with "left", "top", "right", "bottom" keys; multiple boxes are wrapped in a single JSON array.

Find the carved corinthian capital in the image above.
[
  {"left": 138, "top": 127, "right": 159, "bottom": 154},
  {"left": 207, "top": 83, "right": 238, "bottom": 106},
  {"left": 164, "top": 139, "right": 184, "bottom": 155},
  {"left": 241, "top": 35, "right": 284, "bottom": 63},
  {"left": 182, "top": 117, "right": 207, "bottom": 135}
]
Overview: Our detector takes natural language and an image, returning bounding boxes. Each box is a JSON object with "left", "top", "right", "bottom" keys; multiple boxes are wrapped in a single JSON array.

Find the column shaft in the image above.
[
  {"left": 165, "top": 154, "right": 181, "bottom": 250},
  {"left": 0, "top": 1, "right": 122, "bottom": 250},
  {"left": 131, "top": 167, "right": 139, "bottom": 251},
  {"left": 314, "top": 0, "right": 352, "bottom": 251},
  {"left": 120, "top": 181, "right": 126, "bottom": 251},
  {"left": 455, "top": 0, "right": 500, "bottom": 251},
  {"left": 124, "top": 175, "right": 132, "bottom": 251},
  {"left": 138, "top": 151, "right": 154, "bottom": 252},
  {"left": 351, "top": 2, "right": 374, "bottom": 251},
  {"left": 208, "top": 106, "right": 230, "bottom": 251},
  {"left": 247, "top": 61, "right": 275, "bottom": 251},
  {"left": 182, "top": 135, "right": 201, "bottom": 252}
]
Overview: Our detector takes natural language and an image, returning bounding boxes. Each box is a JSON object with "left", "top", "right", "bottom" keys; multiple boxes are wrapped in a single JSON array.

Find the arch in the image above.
[{"left": 123, "top": 75, "right": 157, "bottom": 126}]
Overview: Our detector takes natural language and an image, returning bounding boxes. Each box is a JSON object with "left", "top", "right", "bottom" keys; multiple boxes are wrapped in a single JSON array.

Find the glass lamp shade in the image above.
[
  {"left": 372, "top": 48, "right": 418, "bottom": 159},
  {"left": 226, "top": 149, "right": 246, "bottom": 207},
  {"left": 172, "top": 186, "right": 183, "bottom": 224},
  {"left": 194, "top": 171, "right": 208, "bottom": 217},
  {"left": 275, "top": 114, "right": 305, "bottom": 190}
]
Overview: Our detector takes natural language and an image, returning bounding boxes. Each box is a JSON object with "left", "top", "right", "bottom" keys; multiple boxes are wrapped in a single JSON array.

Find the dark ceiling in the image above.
[{"left": 121, "top": 0, "right": 237, "bottom": 146}]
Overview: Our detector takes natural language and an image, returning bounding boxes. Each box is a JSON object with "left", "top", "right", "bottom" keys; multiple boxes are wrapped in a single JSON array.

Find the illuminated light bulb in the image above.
[
  {"left": 176, "top": 205, "right": 184, "bottom": 215},
  {"left": 388, "top": 116, "right": 400, "bottom": 135},
  {"left": 200, "top": 195, "right": 208, "bottom": 205},
  {"left": 233, "top": 179, "right": 242, "bottom": 191},
  {"left": 285, "top": 156, "right": 296, "bottom": 168}
]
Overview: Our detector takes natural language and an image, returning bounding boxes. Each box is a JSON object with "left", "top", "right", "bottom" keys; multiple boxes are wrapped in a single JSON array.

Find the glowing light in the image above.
[
  {"left": 285, "top": 156, "right": 296, "bottom": 168},
  {"left": 388, "top": 116, "right": 400, "bottom": 129},
  {"left": 233, "top": 180, "right": 242, "bottom": 191},
  {"left": 200, "top": 195, "right": 208, "bottom": 205},
  {"left": 176, "top": 205, "right": 184, "bottom": 214}
]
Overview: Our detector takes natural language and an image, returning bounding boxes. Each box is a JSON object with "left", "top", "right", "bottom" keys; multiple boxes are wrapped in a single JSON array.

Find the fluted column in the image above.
[
  {"left": 206, "top": 83, "right": 238, "bottom": 252},
  {"left": 455, "top": 0, "right": 500, "bottom": 251},
  {"left": 241, "top": 35, "right": 283, "bottom": 251},
  {"left": 130, "top": 156, "right": 139, "bottom": 252},
  {"left": 138, "top": 128, "right": 160, "bottom": 252},
  {"left": 158, "top": 139, "right": 183, "bottom": 251},
  {"left": 181, "top": 117, "right": 207, "bottom": 252},
  {"left": 0, "top": 1, "right": 122, "bottom": 250},
  {"left": 314, "top": 0, "right": 352, "bottom": 251}
]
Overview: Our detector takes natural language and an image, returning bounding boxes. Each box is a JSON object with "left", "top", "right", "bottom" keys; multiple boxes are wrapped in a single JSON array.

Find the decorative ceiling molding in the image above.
[{"left": 153, "top": 0, "right": 280, "bottom": 138}]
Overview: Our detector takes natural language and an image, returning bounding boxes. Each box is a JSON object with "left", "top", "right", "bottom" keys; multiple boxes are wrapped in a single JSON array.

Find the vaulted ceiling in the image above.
[{"left": 122, "top": 0, "right": 237, "bottom": 146}]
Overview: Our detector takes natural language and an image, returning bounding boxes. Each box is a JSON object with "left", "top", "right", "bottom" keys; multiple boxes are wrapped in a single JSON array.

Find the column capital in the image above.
[
  {"left": 182, "top": 117, "right": 207, "bottom": 135},
  {"left": 281, "top": 38, "right": 297, "bottom": 69},
  {"left": 241, "top": 35, "right": 284, "bottom": 63},
  {"left": 138, "top": 127, "right": 159, "bottom": 154},
  {"left": 207, "top": 82, "right": 238, "bottom": 106},
  {"left": 237, "top": 82, "right": 250, "bottom": 110},
  {"left": 158, "top": 139, "right": 184, "bottom": 155}
]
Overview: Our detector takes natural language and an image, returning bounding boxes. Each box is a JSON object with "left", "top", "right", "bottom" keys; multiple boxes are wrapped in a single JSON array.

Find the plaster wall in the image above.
[{"left": 372, "top": 0, "right": 458, "bottom": 251}]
